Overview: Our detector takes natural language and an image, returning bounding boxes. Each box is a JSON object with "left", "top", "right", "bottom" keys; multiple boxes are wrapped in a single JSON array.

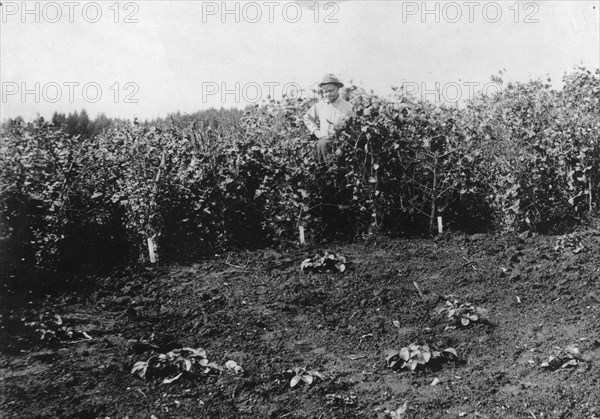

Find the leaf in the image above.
[
  {"left": 302, "top": 375, "right": 314, "bottom": 385},
  {"left": 300, "top": 258, "right": 313, "bottom": 270},
  {"left": 206, "top": 362, "right": 222, "bottom": 371},
  {"left": 431, "top": 377, "right": 440, "bottom": 386},
  {"left": 290, "top": 375, "right": 302, "bottom": 388},
  {"left": 461, "top": 317, "right": 470, "bottom": 326},
  {"left": 443, "top": 348, "right": 457, "bottom": 357},
  {"left": 392, "top": 320, "right": 401, "bottom": 328},
  {"left": 468, "top": 314, "right": 479, "bottom": 322},
  {"left": 399, "top": 347, "right": 410, "bottom": 361},
  {"left": 225, "top": 360, "right": 243, "bottom": 374},
  {"left": 397, "top": 401, "right": 408, "bottom": 414},
  {"left": 181, "top": 347, "right": 207, "bottom": 358},
  {"left": 475, "top": 307, "right": 488, "bottom": 320},
  {"left": 561, "top": 359, "right": 578, "bottom": 368},
  {"left": 385, "top": 350, "right": 399, "bottom": 365},
  {"left": 308, "top": 371, "right": 324, "bottom": 380},
  {"left": 565, "top": 346, "right": 580, "bottom": 356},
  {"left": 336, "top": 263, "right": 346, "bottom": 272},
  {"left": 416, "top": 352, "right": 428, "bottom": 364},
  {"left": 162, "top": 373, "right": 183, "bottom": 384},
  {"left": 131, "top": 361, "right": 148, "bottom": 378}
]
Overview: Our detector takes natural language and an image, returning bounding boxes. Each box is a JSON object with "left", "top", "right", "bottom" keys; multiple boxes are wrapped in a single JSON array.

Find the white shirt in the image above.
[{"left": 303, "top": 95, "right": 355, "bottom": 139}]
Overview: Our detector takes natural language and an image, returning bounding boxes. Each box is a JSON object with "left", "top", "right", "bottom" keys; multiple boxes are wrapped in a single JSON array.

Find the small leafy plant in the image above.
[
  {"left": 438, "top": 297, "right": 488, "bottom": 329},
  {"left": 285, "top": 367, "right": 325, "bottom": 388},
  {"left": 540, "top": 345, "right": 583, "bottom": 370},
  {"left": 384, "top": 402, "right": 408, "bottom": 418},
  {"left": 554, "top": 233, "right": 586, "bottom": 254},
  {"left": 23, "top": 313, "right": 92, "bottom": 342},
  {"left": 301, "top": 252, "right": 347, "bottom": 273},
  {"left": 224, "top": 360, "right": 244, "bottom": 374},
  {"left": 131, "top": 347, "right": 224, "bottom": 384},
  {"left": 385, "top": 344, "right": 457, "bottom": 372}
]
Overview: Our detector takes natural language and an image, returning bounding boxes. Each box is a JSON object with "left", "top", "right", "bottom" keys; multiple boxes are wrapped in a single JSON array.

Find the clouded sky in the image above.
[{"left": 1, "top": 0, "right": 599, "bottom": 121}]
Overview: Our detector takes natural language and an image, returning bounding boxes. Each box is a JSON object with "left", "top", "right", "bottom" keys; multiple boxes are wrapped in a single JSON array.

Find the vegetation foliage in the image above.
[
  {"left": 385, "top": 344, "right": 457, "bottom": 372},
  {"left": 131, "top": 347, "right": 223, "bottom": 383},
  {"left": 1, "top": 67, "right": 599, "bottom": 275}
]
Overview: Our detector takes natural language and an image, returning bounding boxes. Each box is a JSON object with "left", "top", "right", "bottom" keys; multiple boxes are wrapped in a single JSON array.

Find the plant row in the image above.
[{"left": 1, "top": 67, "right": 599, "bottom": 274}]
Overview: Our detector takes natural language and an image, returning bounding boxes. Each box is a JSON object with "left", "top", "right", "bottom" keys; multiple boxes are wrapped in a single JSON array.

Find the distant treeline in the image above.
[{"left": 2, "top": 107, "right": 245, "bottom": 139}]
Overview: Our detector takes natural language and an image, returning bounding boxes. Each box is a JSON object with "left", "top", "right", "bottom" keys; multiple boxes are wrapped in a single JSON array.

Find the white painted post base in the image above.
[{"left": 147, "top": 237, "right": 157, "bottom": 263}]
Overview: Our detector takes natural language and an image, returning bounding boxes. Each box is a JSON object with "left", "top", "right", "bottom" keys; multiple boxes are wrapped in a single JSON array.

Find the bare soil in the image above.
[{"left": 1, "top": 230, "right": 599, "bottom": 418}]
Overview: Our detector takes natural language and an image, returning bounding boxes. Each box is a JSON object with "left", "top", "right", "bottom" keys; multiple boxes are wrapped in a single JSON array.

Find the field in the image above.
[
  {"left": 1, "top": 229, "right": 599, "bottom": 418},
  {"left": 1, "top": 67, "right": 599, "bottom": 418}
]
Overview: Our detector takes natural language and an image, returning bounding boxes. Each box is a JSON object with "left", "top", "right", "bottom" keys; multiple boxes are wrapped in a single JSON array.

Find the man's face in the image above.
[{"left": 321, "top": 84, "right": 339, "bottom": 102}]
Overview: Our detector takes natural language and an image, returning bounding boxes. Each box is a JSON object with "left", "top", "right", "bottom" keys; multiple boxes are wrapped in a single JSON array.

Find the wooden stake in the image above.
[
  {"left": 147, "top": 237, "right": 156, "bottom": 263},
  {"left": 299, "top": 226, "right": 306, "bottom": 245},
  {"left": 437, "top": 216, "right": 443, "bottom": 234}
]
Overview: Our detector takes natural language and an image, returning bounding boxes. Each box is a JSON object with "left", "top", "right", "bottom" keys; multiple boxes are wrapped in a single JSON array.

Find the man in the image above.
[{"left": 303, "top": 74, "right": 355, "bottom": 163}]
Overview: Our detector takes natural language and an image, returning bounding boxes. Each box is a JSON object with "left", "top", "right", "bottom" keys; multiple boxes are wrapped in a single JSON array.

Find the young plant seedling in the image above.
[
  {"left": 224, "top": 360, "right": 244, "bottom": 374},
  {"left": 131, "top": 347, "right": 223, "bottom": 384},
  {"left": 554, "top": 233, "right": 586, "bottom": 254},
  {"left": 385, "top": 343, "right": 457, "bottom": 372},
  {"left": 438, "top": 297, "right": 488, "bottom": 329},
  {"left": 540, "top": 345, "right": 583, "bottom": 370},
  {"left": 285, "top": 367, "right": 325, "bottom": 388},
  {"left": 384, "top": 402, "right": 408, "bottom": 418},
  {"left": 301, "top": 251, "right": 347, "bottom": 273},
  {"left": 23, "top": 312, "right": 92, "bottom": 342}
]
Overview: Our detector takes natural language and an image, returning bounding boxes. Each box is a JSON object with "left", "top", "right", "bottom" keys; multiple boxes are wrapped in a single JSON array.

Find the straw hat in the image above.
[{"left": 319, "top": 73, "right": 344, "bottom": 88}]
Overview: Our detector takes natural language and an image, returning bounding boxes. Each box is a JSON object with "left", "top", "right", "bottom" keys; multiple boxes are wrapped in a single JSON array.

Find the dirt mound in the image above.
[{"left": 1, "top": 230, "right": 599, "bottom": 418}]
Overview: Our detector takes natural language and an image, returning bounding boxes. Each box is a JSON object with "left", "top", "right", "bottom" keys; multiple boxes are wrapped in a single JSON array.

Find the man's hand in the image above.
[
  {"left": 314, "top": 129, "right": 329, "bottom": 140},
  {"left": 334, "top": 116, "right": 350, "bottom": 129}
]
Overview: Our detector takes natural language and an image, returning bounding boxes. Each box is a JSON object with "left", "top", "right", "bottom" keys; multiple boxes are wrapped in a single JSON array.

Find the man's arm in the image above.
[
  {"left": 303, "top": 104, "right": 325, "bottom": 138},
  {"left": 332, "top": 102, "right": 355, "bottom": 130}
]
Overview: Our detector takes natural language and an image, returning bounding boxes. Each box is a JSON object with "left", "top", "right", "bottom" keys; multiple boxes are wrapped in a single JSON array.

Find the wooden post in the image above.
[
  {"left": 437, "top": 216, "right": 443, "bottom": 234},
  {"left": 147, "top": 237, "right": 157, "bottom": 263},
  {"left": 299, "top": 226, "right": 306, "bottom": 245}
]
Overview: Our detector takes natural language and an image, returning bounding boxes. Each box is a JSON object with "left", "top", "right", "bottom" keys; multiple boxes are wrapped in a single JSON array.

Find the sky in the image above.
[{"left": 1, "top": 0, "right": 599, "bottom": 121}]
